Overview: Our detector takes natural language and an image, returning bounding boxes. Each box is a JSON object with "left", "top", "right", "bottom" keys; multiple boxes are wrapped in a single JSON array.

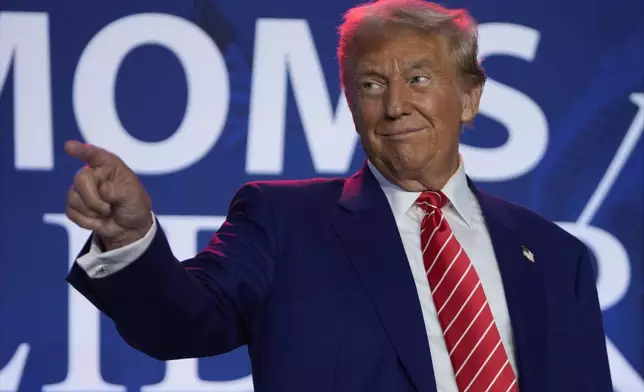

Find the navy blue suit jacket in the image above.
[{"left": 67, "top": 164, "right": 612, "bottom": 391}]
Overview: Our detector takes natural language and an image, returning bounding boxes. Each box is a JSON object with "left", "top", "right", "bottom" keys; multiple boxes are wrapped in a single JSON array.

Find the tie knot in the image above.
[{"left": 415, "top": 191, "right": 448, "bottom": 213}]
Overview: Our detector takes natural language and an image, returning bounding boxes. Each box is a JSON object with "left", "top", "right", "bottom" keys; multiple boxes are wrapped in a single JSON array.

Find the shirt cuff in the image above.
[{"left": 75, "top": 212, "right": 158, "bottom": 278}]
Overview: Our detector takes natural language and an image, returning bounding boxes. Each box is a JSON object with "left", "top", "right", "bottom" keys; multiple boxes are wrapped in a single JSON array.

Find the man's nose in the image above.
[{"left": 384, "top": 82, "right": 412, "bottom": 119}]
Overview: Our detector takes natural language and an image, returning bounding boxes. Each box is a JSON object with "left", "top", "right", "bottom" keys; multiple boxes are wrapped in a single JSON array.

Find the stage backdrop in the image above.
[{"left": 1, "top": 0, "right": 642, "bottom": 391}]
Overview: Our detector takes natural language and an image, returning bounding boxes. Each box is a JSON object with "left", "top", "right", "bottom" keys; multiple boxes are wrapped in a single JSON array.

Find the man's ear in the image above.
[{"left": 460, "top": 83, "right": 483, "bottom": 125}]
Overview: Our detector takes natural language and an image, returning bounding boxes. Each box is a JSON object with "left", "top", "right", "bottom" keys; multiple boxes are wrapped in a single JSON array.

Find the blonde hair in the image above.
[{"left": 337, "top": 0, "right": 486, "bottom": 91}]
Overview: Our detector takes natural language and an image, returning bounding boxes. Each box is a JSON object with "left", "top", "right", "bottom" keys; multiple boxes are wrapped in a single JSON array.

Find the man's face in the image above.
[{"left": 347, "top": 26, "right": 481, "bottom": 184}]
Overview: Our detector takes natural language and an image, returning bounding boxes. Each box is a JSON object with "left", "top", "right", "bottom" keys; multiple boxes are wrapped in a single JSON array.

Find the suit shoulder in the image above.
[
  {"left": 480, "top": 191, "right": 586, "bottom": 251},
  {"left": 233, "top": 176, "right": 347, "bottom": 204}
]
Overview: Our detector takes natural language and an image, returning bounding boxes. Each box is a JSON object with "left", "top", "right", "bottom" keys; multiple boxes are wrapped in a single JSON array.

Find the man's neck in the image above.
[{"left": 369, "top": 155, "right": 460, "bottom": 192}]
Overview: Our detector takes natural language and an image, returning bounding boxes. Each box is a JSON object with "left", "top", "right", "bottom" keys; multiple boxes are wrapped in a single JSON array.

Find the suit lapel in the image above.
[
  {"left": 470, "top": 180, "right": 547, "bottom": 392},
  {"left": 332, "top": 164, "right": 437, "bottom": 392}
]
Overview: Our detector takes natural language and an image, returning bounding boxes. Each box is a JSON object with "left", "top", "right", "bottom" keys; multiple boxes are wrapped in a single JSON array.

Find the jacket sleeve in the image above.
[
  {"left": 574, "top": 244, "right": 613, "bottom": 390},
  {"left": 66, "top": 182, "right": 277, "bottom": 360},
  {"left": 74, "top": 213, "right": 158, "bottom": 278}
]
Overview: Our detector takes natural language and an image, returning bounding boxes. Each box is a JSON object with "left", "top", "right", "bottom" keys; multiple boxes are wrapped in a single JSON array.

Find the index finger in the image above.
[{"left": 64, "top": 140, "right": 116, "bottom": 168}]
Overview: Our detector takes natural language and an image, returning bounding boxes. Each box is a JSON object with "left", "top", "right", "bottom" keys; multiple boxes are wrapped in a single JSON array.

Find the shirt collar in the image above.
[{"left": 367, "top": 157, "right": 475, "bottom": 227}]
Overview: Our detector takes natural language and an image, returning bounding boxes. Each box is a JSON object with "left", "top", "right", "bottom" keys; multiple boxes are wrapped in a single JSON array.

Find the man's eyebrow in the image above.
[
  {"left": 355, "top": 68, "right": 386, "bottom": 79},
  {"left": 354, "top": 59, "right": 436, "bottom": 80},
  {"left": 404, "top": 59, "right": 435, "bottom": 70},
  {"left": 355, "top": 64, "right": 385, "bottom": 79}
]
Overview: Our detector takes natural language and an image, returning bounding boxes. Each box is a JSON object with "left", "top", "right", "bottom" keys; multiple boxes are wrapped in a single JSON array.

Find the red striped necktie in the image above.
[{"left": 416, "top": 191, "right": 519, "bottom": 392}]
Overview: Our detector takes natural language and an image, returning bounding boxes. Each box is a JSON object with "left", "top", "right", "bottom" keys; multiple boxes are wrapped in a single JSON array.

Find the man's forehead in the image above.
[
  {"left": 354, "top": 38, "right": 447, "bottom": 72},
  {"left": 356, "top": 56, "right": 440, "bottom": 72}
]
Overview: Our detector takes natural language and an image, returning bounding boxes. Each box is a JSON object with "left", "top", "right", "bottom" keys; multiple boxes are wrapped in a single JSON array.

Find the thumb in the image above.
[{"left": 65, "top": 140, "right": 114, "bottom": 168}]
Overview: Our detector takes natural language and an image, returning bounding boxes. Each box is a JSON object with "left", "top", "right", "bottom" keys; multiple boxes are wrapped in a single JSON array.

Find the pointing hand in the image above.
[{"left": 64, "top": 140, "right": 153, "bottom": 250}]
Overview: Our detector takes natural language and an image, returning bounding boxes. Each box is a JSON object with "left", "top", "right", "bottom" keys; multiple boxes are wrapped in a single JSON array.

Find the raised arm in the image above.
[{"left": 64, "top": 140, "right": 276, "bottom": 360}]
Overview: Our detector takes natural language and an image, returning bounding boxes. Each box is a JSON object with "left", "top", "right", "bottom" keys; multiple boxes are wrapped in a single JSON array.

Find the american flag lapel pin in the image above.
[{"left": 521, "top": 246, "right": 535, "bottom": 263}]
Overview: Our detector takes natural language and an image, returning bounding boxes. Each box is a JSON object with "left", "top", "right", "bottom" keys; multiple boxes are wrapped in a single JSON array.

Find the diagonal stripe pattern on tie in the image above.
[{"left": 416, "top": 191, "right": 519, "bottom": 392}]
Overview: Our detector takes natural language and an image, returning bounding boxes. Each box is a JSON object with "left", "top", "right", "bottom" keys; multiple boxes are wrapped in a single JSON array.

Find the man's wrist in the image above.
[{"left": 101, "top": 217, "right": 154, "bottom": 251}]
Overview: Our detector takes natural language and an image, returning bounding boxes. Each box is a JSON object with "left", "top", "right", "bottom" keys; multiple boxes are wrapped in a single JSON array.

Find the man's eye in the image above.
[
  {"left": 410, "top": 75, "right": 430, "bottom": 83},
  {"left": 362, "top": 82, "right": 382, "bottom": 90}
]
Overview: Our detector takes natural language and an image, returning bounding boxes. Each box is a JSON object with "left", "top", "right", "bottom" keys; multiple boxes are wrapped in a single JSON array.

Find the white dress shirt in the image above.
[
  {"left": 366, "top": 159, "right": 517, "bottom": 391},
  {"left": 75, "top": 158, "right": 516, "bottom": 392}
]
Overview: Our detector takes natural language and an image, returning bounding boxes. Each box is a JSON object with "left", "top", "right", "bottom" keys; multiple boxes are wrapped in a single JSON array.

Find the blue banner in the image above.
[{"left": 1, "top": 0, "right": 642, "bottom": 391}]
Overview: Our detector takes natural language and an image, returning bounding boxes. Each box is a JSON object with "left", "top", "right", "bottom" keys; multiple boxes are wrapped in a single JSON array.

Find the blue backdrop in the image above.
[{"left": 1, "top": 0, "right": 642, "bottom": 391}]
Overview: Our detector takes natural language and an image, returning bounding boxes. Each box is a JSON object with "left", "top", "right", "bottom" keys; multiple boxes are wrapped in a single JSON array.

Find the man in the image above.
[{"left": 65, "top": 0, "right": 613, "bottom": 391}]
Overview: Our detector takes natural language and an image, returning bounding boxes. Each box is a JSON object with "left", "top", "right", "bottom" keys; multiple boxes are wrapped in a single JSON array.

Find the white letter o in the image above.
[{"left": 73, "top": 13, "right": 229, "bottom": 174}]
